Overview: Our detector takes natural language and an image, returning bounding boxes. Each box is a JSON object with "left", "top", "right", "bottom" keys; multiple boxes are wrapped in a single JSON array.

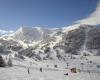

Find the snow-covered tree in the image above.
[{"left": 7, "top": 54, "right": 13, "bottom": 67}]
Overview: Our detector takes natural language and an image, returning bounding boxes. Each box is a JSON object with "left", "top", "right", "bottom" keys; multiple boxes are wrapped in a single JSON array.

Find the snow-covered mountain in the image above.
[
  {"left": 0, "top": 24, "right": 100, "bottom": 61},
  {"left": 0, "top": 24, "right": 100, "bottom": 80}
]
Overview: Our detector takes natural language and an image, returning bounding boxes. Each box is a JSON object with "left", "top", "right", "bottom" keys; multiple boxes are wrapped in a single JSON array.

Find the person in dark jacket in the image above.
[
  {"left": 40, "top": 67, "right": 42, "bottom": 72},
  {"left": 27, "top": 67, "right": 30, "bottom": 74}
]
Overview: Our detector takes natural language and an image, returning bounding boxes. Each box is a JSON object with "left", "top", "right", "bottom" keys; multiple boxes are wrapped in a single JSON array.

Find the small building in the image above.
[{"left": 70, "top": 68, "right": 80, "bottom": 73}]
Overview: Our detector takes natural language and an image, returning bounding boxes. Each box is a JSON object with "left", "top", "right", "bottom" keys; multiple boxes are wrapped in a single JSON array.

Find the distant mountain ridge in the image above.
[{"left": 6, "top": 27, "right": 60, "bottom": 42}]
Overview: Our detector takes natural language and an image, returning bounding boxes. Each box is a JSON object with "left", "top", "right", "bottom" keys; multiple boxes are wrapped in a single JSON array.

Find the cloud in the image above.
[{"left": 76, "top": 1, "right": 100, "bottom": 25}]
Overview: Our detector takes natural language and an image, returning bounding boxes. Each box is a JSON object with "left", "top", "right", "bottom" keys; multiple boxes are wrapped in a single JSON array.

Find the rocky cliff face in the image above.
[
  {"left": 86, "top": 27, "right": 100, "bottom": 55},
  {"left": 87, "top": 28, "right": 100, "bottom": 49}
]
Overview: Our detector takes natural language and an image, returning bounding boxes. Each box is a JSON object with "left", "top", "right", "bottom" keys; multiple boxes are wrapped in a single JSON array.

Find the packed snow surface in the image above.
[{"left": 0, "top": 56, "right": 100, "bottom": 80}]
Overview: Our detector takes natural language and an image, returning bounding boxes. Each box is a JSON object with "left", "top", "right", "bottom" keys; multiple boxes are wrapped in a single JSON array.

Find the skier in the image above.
[
  {"left": 40, "top": 67, "right": 42, "bottom": 72},
  {"left": 27, "top": 67, "right": 30, "bottom": 74}
]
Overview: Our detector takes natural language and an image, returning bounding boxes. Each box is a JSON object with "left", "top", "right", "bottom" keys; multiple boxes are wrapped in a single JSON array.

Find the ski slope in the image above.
[
  {"left": 0, "top": 65, "right": 100, "bottom": 80},
  {"left": 0, "top": 56, "right": 100, "bottom": 80}
]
